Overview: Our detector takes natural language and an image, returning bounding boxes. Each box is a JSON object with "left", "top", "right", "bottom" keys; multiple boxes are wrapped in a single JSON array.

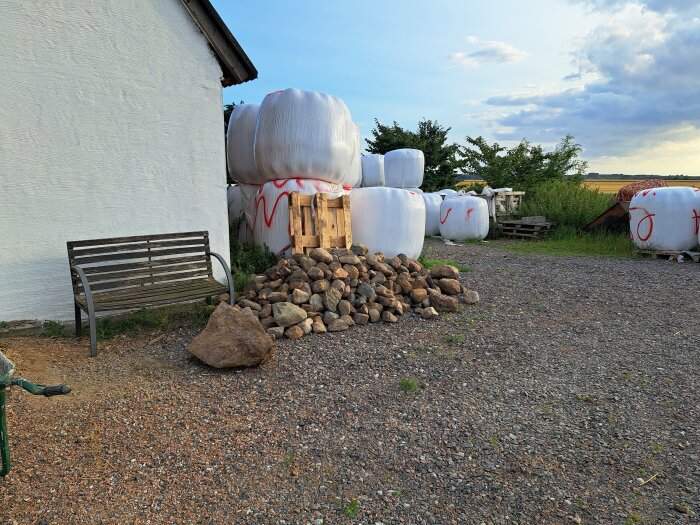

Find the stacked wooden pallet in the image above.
[
  {"left": 498, "top": 219, "right": 556, "bottom": 239},
  {"left": 637, "top": 249, "right": 700, "bottom": 263}
]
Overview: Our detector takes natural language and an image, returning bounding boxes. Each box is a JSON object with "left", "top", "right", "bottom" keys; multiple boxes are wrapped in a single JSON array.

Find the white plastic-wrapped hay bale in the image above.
[
  {"left": 629, "top": 186, "right": 700, "bottom": 251},
  {"left": 439, "top": 195, "right": 489, "bottom": 241},
  {"left": 422, "top": 192, "right": 443, "bottom": 236},
  {"left": 437, "top": 188, "right": 458, "bottom": 198},
  {"left": 227, "top": 185, "right": 243, "bottom": 226},
  {"left": 350, "top": 187, "right": 425, "bottom": 259},
  {"left": 384, "top": 149, "right": 424, "bottom": 188},
  {"left": 253, "top": 179, "right": 348, "bottom": 257},
  {"left": 361, "top": 154, "right": 385, "bottom": 187},
  {"left": 226, "top": 104, "right": 260, "bottom": 184},
  {"left": 254, "top": 88, "right": 357, "bottom": 186},
  {"left": 348, "top": 124, "right": 363, "bottom": 188}
]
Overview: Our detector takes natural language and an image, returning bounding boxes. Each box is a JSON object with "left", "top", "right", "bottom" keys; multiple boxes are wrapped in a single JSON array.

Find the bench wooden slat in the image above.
[
  {"left": 67, "top": 231, "right": 208, "bottom": 249},
  {"left": 72, "top": 246, "right": 210, "bottom": 265},
  {"left": 90, "top": 278, "right": 220, "bottom": 301},
  {"left": 80, "top": 282, "right": 227, "bottom": 311},
  {"left": 79, "top": 262, "right": 210, "bottom": 284},
  {"left": 78, "top": 255, "right": 209, "bottom": 276},
  {"left": 84, "top": 269, "right": 213, "bottom": 292},
  {"left": 68, "top": 238, "right": 207, "bottom": 257}
]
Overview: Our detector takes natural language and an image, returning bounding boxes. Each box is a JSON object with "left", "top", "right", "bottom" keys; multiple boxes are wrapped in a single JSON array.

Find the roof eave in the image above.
[{"left": 179, "top": 0, "right": 258, "bottom": 86}]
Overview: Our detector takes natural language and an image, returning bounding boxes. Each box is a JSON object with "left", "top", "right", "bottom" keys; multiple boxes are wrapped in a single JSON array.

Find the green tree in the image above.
[
  {"left": 365, "top": 119, "right": 465, "bottom": 192},
  {"left": 461, "top": 135, "right": 588, "bottom": 192},
  {"left": 223, "top": 100, "right": 243, "bottom": 134}
]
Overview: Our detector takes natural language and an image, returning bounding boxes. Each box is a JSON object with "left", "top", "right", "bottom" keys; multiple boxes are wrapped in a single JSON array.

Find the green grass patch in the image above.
[
  {"left": 92, "top": 303, "right": 212, "bottom": 341},
  {"left": 418, "top": 257, "right": 471, "bottom": 272},
  {"left": 344, "top": 498, "right": 360, "bottom": 518},
  {"left": 444, "top": 333, "right": 466, "bottom": 344},
  {"left": 42, "top": 320, "right": 72, "bottom": 338},
  {"left": 502, "top": 226, "right": 637, "bottom": 258},
  {"left": 399, "top": 377, "right": 419, "bottom": 394},
  {"left": 229, "top": 228, "right": 277, "bottom": 291}
]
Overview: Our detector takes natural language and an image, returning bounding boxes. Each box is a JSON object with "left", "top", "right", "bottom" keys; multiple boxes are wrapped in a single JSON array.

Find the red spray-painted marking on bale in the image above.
[
  {"left": 466, "top": 208, "right": 474, "bottom": 220},
  {"left": 629, "top": 206, "right": 655, "bottom": 242},
  {"left": 693, "top": 209, "right": 700, "bottom": 236},
  {"left": 440, "top": 208, "right": 452, "bottom": 224},
  {"left": 255, "top": 191, "right": 291, "bottom": 229}
]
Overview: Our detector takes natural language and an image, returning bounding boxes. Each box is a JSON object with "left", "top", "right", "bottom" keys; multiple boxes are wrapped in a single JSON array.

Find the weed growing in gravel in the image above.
[
  {"left": 399, "top": 378, "right": 419, "bottom": 395},
  {"left": 624, "top": 372, "right": 634, "bottom": 382},
  {"left": 489, "top": 436, "right": 500, "bottom": 447},
  {"left": 624, "top": 511, "right": 644, "bottom": 524},
  {"left": 637, "top": 466, "right": 649, "bottom": 478},
  {"left": 650, "top": 442, "right": 665, "bottom": 454},
  {"left": 389, "top": 490, "right": 402, "bottom": 499},
  {"left": 577, "top": 394, "right": 590, "bottom": 402},
  {"left": 42, "top": 321, "right": 71, "bottom": 338},
  {"left": 444, "top": 333, "right": 466, "bottom": 344},
  {"left": 229, "top": 230, "right": 277, "bottom": 291},
  {"left": 0, "top": 321, "right": 6, "bottom": 331},
  {"left": 344, "top": 498, "right": 360, "bottom": 518}
]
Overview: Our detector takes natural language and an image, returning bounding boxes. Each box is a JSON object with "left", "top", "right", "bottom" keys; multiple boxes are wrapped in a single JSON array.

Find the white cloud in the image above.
[
  {"left": 481, "top": 1, "right": 700, "bottom": 163},
  {"left": 449, "top": 36, "right": 528, "bottom": 68}
]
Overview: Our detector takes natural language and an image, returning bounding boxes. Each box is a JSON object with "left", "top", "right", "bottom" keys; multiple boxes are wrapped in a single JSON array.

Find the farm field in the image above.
[
  {"left": 457, "top": 179, "right": 700, "bottom": 193},
  {"left": 583, "top": 179, "right": 700, "bottom": 193}
]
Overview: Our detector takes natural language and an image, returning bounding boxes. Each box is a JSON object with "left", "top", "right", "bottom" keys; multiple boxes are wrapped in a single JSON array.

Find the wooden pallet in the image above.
[
  {"left": 289, "top": 192, "right": 352, "bottom": 255},
  {"left": 494, "top": 191, "right": 525, "bottom": 217},
  {"left": 498, "top": 219, "right": 555, "bottom": 239},
  {"left": 637, "top": 249, "right": 700, "bottom": 263}
]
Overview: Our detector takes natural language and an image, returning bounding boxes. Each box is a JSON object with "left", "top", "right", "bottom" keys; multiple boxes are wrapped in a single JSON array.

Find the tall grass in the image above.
[
  {"left": 229, "top": 227, "right": 277, "bottom": 291},
  {"left": 520, "top": 180, "right": 614, "bottom": 229}
]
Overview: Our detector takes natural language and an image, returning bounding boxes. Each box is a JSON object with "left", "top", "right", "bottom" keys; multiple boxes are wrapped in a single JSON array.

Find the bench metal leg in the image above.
[
  {"left": 87, "top": 305, "right": 97, "bottom": 357},
  {"left": 74, "top": 303, "right": 82, "bottom": 338}
]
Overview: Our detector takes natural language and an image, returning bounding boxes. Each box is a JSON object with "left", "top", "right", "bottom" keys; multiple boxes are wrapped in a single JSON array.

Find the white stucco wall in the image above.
[{"left": 0, "top": 0, "right": 231, "bottom": 321}]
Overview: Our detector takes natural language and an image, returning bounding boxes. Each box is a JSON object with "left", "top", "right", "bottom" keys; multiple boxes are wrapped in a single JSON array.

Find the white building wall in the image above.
[{"left": 0, "top": 0, "right": 231, "bottom": 321}]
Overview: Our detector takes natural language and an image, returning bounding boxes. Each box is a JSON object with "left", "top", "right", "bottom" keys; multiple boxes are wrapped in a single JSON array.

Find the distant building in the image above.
[{"left": 0, "top": 0, "right": 256, "bottom": 321}]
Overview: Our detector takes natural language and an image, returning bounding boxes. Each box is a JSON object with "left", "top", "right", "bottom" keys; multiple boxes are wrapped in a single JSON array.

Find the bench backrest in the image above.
[{"left": 67, "top": 231, "right": 214, "bottom": 296}]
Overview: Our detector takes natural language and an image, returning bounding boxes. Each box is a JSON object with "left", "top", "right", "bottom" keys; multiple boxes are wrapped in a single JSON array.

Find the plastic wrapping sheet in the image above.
[
  {"left": 225, "top": 104, "right": 260, "bottom": 184},
  {"left": 361, "top": 154, "right": 385, "bottom": 187},
  {"left": 422, "top": 192, "right": 443, "bottom": 236},
  {"left": 350, "top": 187, "right": 425, "bottom": 259},
  {"left": 384, "top": 149, "right": 424, "bottom": 188},
  {"left": 439, "top": 195, "right": 489, "bottom": 241},
  {"left": 253, "top": 178, "right": 348, "bottom": 257},
  {"left": 629, "top": 186, "right": 700, "bottom": 251},
  {"left": 254, "top": 88, "right": 357, "bottom": 185}
]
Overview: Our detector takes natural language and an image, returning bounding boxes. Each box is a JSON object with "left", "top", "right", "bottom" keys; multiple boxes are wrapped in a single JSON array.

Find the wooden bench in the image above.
[{"left": 67, "top": 231, "right": 234, "bottom": 356}]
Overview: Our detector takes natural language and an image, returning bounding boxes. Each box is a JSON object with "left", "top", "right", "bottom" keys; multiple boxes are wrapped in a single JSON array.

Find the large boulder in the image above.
[{"left": 187, "top": 304, "right": 274, "bottom": 368}]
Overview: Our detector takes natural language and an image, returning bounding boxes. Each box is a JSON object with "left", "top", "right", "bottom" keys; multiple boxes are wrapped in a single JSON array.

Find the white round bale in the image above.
[
  {"left": 254, "top": 88, "right": 357, "bottom": 186},
  {"left": 384, "top": 149, "right": 424, "bottom": 188},
  {"left": 439, "top": 195, "right": 489, "bottom": 241},
  {"left": 629, "top": 186, "right": 700, "bottom": 251},
  {"left": 350, "top": 187, "right": 425, "bottom": 259}
]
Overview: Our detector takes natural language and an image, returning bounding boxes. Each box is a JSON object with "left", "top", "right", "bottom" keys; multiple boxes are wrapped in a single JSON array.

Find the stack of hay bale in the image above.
[
  {"left": 233, "top": 245, "right": 479, "bottom": 340},
  {"left": 226, "top": 89, "right": 361, "bottom": 257}
]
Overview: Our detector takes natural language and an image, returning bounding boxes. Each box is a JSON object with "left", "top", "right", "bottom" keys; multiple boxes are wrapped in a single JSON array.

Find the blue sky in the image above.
[{"left": 214, "top": 0, "right": 700, "bottom": 175}]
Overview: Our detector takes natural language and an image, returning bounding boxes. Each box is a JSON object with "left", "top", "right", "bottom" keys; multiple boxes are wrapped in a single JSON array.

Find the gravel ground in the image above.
[{"left": 1, "top": 238, "right": 698, "bottom": 524}]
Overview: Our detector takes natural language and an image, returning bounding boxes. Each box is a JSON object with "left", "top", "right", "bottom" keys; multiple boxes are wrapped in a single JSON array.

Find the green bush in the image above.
[
  {"left": 229, "top": 228, "right": 277, "bottom": 291},
  {"left": 520, "top": 180, "right": 613, "bottom": 229}
]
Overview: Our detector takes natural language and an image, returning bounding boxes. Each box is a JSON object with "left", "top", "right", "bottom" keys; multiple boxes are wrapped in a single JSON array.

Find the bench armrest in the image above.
[
  {"left": 206, "top": 251, "right": 235, "bottom": 304},
  {"left": 70, "top": 265, "right": 96, "bottom": 312}
]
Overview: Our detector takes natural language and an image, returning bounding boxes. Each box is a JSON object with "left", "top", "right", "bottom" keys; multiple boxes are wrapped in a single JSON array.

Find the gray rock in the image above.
[
  {"left": 323, "top": 288, "right": 342, "bottom": 312},
  {"left": 309, "top": 293, "right": 325, "bottom": 312},
  {"left": 272, "top": 302, "right": 308, "bottom": 327},
  {"left": 327, "top": 319, "right": 350, "bottom": 332}
]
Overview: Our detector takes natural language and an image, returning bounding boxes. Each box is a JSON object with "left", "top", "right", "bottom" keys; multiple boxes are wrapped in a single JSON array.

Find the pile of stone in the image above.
[{"left": 233, "top": 245, "right": 479, "bottom": 340}]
